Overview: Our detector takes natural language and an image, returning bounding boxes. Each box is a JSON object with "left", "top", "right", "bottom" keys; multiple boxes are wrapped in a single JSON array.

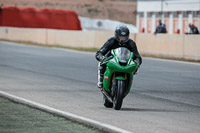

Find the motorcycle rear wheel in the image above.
[{"left": 113, "top": 80, "right": 126, "bottom": 110}]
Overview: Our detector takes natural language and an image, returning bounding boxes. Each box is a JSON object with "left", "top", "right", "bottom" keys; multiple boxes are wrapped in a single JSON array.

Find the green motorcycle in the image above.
[{"left": 100, "top": 47, "right": 139, "bottom": 110}]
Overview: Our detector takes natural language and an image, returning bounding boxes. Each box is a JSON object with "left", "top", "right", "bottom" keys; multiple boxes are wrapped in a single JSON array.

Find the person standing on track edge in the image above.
[{"left": 95, "top": 25, "right": 142, "bottom": 88}]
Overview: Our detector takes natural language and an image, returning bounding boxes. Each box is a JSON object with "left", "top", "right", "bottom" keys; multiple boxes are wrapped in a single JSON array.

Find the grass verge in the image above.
[{"left": 0, "top": 96, "right": 103, "bottom": 133}]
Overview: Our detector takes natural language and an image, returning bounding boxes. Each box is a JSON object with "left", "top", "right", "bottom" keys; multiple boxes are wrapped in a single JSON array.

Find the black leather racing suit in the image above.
[{"left": 95, "top": 37, "right": 142, "bottom": 75}]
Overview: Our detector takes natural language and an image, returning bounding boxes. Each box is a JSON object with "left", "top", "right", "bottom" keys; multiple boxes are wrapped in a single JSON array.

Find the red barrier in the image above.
[{"left": 0, "top": 6, "right": 82, "bottom": 30}]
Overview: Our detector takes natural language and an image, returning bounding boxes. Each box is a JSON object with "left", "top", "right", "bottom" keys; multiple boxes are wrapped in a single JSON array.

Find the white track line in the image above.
[
  {"left": 0, "top": 91, "right": 133, "bottom": 133},
  {"left": 144, "top": 57, "right": 200, "bottom": 65}
]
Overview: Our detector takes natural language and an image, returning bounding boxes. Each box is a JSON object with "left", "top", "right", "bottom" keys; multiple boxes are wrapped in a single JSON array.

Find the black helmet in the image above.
[{"left": 115, "top": 25, "right": 130, "bottom": 44}]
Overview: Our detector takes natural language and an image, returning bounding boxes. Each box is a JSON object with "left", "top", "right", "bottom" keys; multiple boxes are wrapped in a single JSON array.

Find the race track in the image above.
[{"left": 0, "top": 41, "right": 200, "bottom": 133}]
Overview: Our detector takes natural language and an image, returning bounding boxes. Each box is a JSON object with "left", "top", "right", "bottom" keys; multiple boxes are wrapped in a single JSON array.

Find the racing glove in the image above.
[{"left": 97, "top": 53, "right": 106, "bottom": 62}]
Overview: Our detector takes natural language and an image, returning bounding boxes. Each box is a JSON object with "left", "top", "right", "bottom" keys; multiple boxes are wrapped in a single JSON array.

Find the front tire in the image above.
[{"left": 113, "top": 80, "right": 126, "bottom": 110}]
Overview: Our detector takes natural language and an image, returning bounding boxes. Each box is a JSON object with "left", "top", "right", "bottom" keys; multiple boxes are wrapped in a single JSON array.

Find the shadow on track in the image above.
[{"left": 121, "top": 107, "right": 181, "bottom": 112}]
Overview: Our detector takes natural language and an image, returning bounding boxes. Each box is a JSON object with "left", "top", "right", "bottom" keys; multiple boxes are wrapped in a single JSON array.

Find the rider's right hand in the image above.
[
  {"left": 96, "top": 53, "right": 105, "bottom": 62},
  {"left": 100, "top": 56, "right": 106, "bottom": 62}
]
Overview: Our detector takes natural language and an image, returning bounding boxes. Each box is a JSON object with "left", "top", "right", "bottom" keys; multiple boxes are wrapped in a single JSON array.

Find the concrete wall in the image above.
[
  {"left": 0, "top": 27, "right": 47, "bottom": 44},
  {"left": 135, "top": 34, "right": 184, "bottom": 58},
  {"left": 0, "top": 27, "right": 115, "bottom": 48},
  {"left": 183, "top": 35, "right": 200, "bottom": 60},
  {"left": 135, "top": 33, "right": 200, "bottom": 61},
  {"left": 47, "top": 29, "right": 117, "bottom": 48},
  {"left": 0, "top": 27, "right": 200, "bottom": 61}
]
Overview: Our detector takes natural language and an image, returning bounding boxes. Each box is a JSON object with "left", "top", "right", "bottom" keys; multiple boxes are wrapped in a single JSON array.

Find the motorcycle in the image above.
[{"left": 100, "top": 47, "right": 139, "bottom": 110}]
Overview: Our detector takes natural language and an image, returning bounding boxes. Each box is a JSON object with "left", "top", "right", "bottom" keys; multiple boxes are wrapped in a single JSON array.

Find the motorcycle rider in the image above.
[{"left": 95, "top": 25, "right": 142, "bottom": 88}]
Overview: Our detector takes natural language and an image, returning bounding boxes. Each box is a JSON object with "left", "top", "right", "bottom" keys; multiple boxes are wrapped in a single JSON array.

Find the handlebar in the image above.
[{"left": 100, "top": 55, "right": 114, "bottom": 65}]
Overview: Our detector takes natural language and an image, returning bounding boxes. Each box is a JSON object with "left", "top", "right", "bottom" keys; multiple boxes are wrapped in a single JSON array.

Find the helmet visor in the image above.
[{"left": 118, "top": 36, "right": 127, "bottom": 41}]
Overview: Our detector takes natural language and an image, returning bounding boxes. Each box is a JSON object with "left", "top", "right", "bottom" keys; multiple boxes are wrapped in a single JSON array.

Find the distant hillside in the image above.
[{"left": 0, "top": 0, "right": 137, "bottom": 25}]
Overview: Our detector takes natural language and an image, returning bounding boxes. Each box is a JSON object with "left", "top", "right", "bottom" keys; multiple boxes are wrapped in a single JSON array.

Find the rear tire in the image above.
[
  {"left": 113, "top": 80, "right": 126, "bottom": 110},
  {"left": 103, "top": 95, "right": 113, "bottom": 108}
]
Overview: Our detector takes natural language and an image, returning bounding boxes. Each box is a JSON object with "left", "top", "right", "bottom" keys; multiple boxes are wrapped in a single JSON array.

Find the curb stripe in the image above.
[{"left": 0, "top": 91, "right": 133, "bottom": 133}]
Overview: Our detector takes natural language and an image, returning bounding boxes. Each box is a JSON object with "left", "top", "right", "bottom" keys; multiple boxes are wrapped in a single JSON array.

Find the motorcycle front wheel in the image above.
[{"left": 113, "top": 80, "right": 126, "bottom": 110}]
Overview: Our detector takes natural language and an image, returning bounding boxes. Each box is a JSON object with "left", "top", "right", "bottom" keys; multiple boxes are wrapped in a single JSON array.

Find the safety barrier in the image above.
[
  {"left": 0, "top": 27, "right": 199, "bottom": 61},
  {"left": 135, "top": 34, "right": 200, "bottom": 61},
  {"left": 0, "top": 6, "right": 82, "bottom": 30}
]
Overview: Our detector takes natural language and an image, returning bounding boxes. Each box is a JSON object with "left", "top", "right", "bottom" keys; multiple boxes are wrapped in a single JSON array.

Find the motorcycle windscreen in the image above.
[{"left": 114, "top": 48, "right": 131, "bottom": 63}]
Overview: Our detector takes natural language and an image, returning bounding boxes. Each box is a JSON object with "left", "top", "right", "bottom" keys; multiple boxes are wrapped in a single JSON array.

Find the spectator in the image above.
[
  {"left": 154, "top": 19, "right": 167, "bottom": 34},
  {"left": 187, "top": 24, "right": 199, "bottom": 34}
]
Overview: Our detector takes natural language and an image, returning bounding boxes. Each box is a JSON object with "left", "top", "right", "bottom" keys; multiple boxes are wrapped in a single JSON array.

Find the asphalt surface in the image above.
[{"left": 0, "top": 41, "right": 200, "bottom": 133}]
